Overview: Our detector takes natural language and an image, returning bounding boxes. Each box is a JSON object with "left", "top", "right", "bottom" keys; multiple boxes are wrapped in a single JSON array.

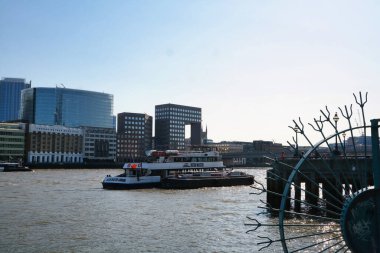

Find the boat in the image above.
[
  {"left": 102, "top": 163, "right": 161, "bottom": 190},
  {"left": 102, "top": 149, "right": 254, "bottom": 190},
  {"left": 142, "top": 149, "right": 226, "bottom": 177},
  {"left": 160, "top": 170, "right": 254, "bottom": 189},
  {"left": 0, "top": 162, "right": 32, "bottom": 172}
]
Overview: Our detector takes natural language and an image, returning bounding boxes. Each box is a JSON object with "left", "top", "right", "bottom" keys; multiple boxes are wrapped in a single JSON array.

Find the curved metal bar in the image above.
[
  {"left": 278, "top": 125, "right": 371, "bottom": 252},
  {"left": 294, "top": 116, "right": 356, "bottom": 194},
  {"left": 310, "top": 112, "right": 358, "bottom": 193}
]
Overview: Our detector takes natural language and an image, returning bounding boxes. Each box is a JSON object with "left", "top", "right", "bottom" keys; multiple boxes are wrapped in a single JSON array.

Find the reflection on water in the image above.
[{"left": 0, "top": 168, "right": 284, "bottom": 252}]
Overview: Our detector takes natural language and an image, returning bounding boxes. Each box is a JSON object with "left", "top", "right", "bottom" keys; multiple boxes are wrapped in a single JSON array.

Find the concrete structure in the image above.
[
  {"left": 26, "top": 124, "right": 83, "bottom": 164},
  {"left": 155, "top": 103, "right": 201, "bottom": 150},
  {"left": 206, "top": 140, "right": 288, "bottom": 167},
  {"left": 0, "top": 123, "right": 26, "bottom": 162},
  {"left": 0, "top": 78, "right": 31, "bottom": 122},
  {"left": 20, "top": 87, "right": 114, "bottom": 128},
  {"left": 82, "top": 127, "right": 116, "bottom": 163},
  {"left": 207, "top": 141, "right": 246, "bottom": 153},
  {"left": 117, "top": 112, "right": 152, "bottom": 162}
]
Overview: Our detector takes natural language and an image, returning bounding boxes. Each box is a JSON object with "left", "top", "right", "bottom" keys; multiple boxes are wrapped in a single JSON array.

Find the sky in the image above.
[{"left": 1, "top": 0, "right": 379, "bottom": 145}]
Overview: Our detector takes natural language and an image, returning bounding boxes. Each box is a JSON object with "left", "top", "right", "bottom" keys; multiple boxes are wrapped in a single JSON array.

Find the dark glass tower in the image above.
[
  {"left": 155, "top": 103, "right": 201, "bottom": 150},
  {"left": 0, "top": 78, "right": 31, "bottom": 122},
  {"left": 20, "top": 87, "right": 114, "bottom": 128},
  {"left": 117, "top": 112, "right": 153, "bottom": 162}
]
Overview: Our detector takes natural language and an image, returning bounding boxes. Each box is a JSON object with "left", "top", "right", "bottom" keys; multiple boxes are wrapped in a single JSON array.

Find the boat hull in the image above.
[
  {"left": 102, "top": 181, "right": 161, "bottom": 190},
  {"left": 160, "top": 175, "right": 254, "bottom": 189},
  {"left": 102, "top": 175, "right": 161, "bottom": 190},
  {"left": 0, "top": 166, "right": 32, "bottom": 172}
]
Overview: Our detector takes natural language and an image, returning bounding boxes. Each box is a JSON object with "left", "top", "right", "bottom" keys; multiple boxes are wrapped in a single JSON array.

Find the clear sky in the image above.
[{"left": 1, "top": 0, "right": 379, "bottom": 145}]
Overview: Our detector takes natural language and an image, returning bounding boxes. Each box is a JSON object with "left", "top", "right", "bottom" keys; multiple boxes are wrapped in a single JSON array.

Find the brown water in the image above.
[{"left": 0, "top": 168, "right": 282, "bottom": 252}]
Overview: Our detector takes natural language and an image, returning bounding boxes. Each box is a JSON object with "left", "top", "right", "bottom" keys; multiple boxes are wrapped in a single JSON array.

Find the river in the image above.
[{"left": 0, "top": 168, "right": 282, "bottom": 252}]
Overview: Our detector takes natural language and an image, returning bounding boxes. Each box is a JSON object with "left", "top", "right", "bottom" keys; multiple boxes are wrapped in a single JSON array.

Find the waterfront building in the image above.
[
  {"left": 26, "top": 124, "right": 83, "bottom": 164},
  {"left": 0, "top": 123, "right": 26, "bottom": 162},
  {"left": 155, "top": 103, "right": 201, "bottom": 150},
  {"left": 342, "top": 135, "right": 373, "bottom": 155},
  {"left": 81, "top": 126, "right": 116, "bottom": 163},
  {"left": 207, "top": 140, "right": 287, "bottom": 166},
  {"left": 0, "top": 78, "right": 31, "bottom": 122},
  {"left": 20, "top": 87, "right": 114, "bottom": 128},
  {"left": 117, "top": 112, "right": 152, "bottom": 162},
  {"left": 207, "top": 141, "right": 246, "bottom": 153}
]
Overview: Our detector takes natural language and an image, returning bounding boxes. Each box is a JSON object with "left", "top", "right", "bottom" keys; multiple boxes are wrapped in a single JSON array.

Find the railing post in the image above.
[{"left": 371, "top": 119, "right": 380, "bottom": 189}]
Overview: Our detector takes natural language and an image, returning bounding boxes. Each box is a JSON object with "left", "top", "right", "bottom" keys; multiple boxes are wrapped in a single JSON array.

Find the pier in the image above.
[
  {"left": 267, "top": 157, "right": 373, "bottom": 217},
  {"left": 248, "top": 93, "right": 380, "bottom": 252}
]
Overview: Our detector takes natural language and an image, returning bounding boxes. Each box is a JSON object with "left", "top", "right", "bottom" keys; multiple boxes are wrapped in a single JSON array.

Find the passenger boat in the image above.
[
  {"left": 102, "top": 163, "right": 161, "bottom": 190},
  {"left": 102, "top": 149, "right": 254, "bottom": 190},
  {"left": 0, "top": 162, "right": 32, "bottom": 172}
]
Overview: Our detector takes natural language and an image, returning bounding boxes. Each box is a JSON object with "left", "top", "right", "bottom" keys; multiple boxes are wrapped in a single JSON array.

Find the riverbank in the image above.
[{"left": 26, "top": 162, "right": 123, "bottom": 169}]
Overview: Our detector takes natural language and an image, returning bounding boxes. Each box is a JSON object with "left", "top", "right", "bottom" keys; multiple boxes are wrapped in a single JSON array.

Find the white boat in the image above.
[
  {"left": 102, "top": 163, "right": 161, "bottom": 190},
  {"left": 102, "top": 149, "right": 252, "bottom": 190},
  {"left": 141, "top": 150, "right": 225, "bottom": 178}
]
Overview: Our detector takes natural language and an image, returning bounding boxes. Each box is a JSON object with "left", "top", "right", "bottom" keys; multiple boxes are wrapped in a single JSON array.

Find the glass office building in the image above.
[
  {"left": 0, "top": 78, "right": 31, "bottom": 122},
  {"left": 0, "top": 123, "right": 26, "bottom": 162},
  {"left": 155, "top": 103, "right": 201, "bottom": 150},
  {"left": 20, "top": 87, "right": 114, "bottom": 128}
]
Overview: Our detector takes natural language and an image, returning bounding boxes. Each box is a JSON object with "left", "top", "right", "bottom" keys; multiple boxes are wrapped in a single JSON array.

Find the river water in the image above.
[{"left": 0, "top": 168, "right": 283, "bottom": 252}]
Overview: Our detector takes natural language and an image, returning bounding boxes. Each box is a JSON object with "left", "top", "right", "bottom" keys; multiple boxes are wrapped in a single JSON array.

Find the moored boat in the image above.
[
  {"left": 102, "top": 163, "right": 161, "bottom": 190},
  {"left": 160, "top": 170, "right": 254, "bottom": 189},
  {"left": 102, "top": 149, "right": 254, "bottom": 190},
  {"left": 0, "top": 162, "right": 32, "bottom": 172}
]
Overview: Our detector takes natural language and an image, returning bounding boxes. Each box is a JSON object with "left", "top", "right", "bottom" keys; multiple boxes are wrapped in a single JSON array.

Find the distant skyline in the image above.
[{"left": 1, "top": 0, "right": 379, "bottom": 145}]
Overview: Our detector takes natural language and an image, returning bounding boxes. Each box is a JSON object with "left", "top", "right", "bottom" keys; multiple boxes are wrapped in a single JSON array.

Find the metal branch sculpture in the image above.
[
  {"left": 248, "top": 91, "right": 379, "bottom": 253},
  {"left": 339, "top": 104, "right": 357, "bottom": 157},
  {"left": 354, "top": 91, "right": 368, "bottom": 156},
  {"left": 308, "top": 116, "right": 333, "bottom": 153}
]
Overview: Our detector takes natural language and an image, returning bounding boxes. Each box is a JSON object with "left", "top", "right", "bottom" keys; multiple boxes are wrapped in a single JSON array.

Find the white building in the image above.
[{"left": 27, "top": 124, "right": 83, "bottom": 164}]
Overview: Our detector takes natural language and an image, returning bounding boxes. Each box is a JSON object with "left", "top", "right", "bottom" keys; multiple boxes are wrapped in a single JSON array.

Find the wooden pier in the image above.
[{"left": 267, "top": 157, "right": 374, "bottom": 217}]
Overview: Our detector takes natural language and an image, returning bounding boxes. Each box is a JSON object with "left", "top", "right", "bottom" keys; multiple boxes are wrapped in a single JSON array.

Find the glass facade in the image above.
[
  {"left": 155, "top": 104, "right": 201, "bottom": 150},
  {"left": 0, "top": 123, "right": 26, "bottom": 162},
  {"left": 0, "top": 78, "right": 31, "bottom": 122},
  {"left": 20, "top": 87, "right": 114, "bottom": 128}
]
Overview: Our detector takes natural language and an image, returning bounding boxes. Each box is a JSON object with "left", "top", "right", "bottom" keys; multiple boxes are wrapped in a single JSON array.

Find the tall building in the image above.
[
  {"left": 0, "top": 122, "right": 26, "bottom": 162},
  {"left": 0, "top": 78, "right": 31, "bottom": 122},
  {"left": 117, "top": 112, "right": 152, "bottom": 162},
  {"left": 155, "top": 103, "right": 201, "bottom": 150},
  {"left": 20, "top": 87, "right": 114, "bottom": 128}
]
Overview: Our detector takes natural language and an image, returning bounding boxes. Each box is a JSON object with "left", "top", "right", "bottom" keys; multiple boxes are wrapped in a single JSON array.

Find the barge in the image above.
[{"left": 160, "top": 170, "right": 254, "bottom": 189}]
